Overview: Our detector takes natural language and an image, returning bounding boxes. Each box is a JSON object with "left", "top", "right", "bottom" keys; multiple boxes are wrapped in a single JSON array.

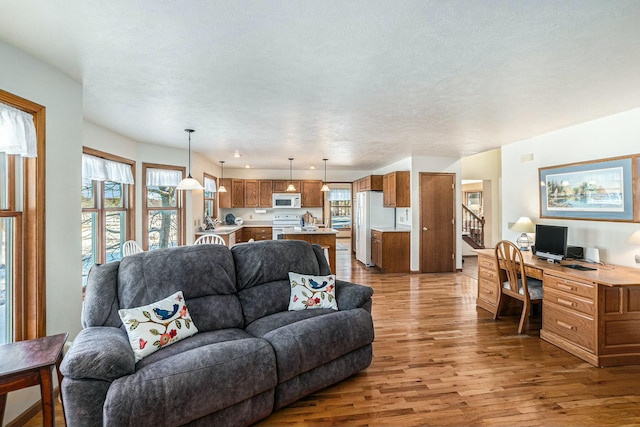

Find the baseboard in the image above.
[{"left": 6, "top": 387, "right": 60, "bottom": 427}]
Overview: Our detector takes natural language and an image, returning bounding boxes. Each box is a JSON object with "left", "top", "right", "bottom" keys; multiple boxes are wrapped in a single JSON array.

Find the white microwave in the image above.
[{"left": 272, "top": 193, "right": 301, "bottom": 209}]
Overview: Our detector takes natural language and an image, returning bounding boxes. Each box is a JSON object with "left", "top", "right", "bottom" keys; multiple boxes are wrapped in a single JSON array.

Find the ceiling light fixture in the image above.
[
  {"left": 176, "top": 129, "right": 204, "bottom": 191},
  {"left": 218, "top": 160, "right": 227, "bottom": 193},
  {"left": 286, "top": 158, "right": 297, "bottom": 192},
  {"left": 321, "top": 158, "right": 330, "bottom": 192}
]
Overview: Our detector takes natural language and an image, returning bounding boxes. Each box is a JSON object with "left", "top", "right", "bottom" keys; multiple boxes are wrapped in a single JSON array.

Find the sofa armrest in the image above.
[
  {"left": 335, "top": 280, "right": 373, "bottom": 312},
  {"left": 61, "top": 326, "right": 135, "bottom": 382}
]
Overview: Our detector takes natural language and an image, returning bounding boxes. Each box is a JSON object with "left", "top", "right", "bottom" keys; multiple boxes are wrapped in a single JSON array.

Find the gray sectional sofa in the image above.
[{"left": 60, "top": 240, "right": 375, "bottom": 426}]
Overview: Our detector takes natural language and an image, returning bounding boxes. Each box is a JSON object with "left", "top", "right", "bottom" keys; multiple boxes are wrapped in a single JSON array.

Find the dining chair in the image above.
[
  {"left": 194, "top": 234, "right": 226, "bottom": 245},
  {"left": 493, "top": 240, "right": 543, "bottom": 334},
  {"left": 122, "top": 240, "right": 143, "bottom": 257}
]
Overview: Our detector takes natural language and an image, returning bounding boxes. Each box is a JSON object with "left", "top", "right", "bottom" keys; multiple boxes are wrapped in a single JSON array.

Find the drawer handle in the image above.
[
  {"left": 556, "top": 298, "right": 577, "bottom": 308},
  {"left": 557, "top": 283, "right": 576, "bottom": 292},
  {"left": 557, "top": 320, "right": 577, "bottom": 331}
]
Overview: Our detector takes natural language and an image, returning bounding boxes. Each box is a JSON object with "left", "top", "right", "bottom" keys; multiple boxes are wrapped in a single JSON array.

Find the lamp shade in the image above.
[
  {"left": 511, "top": 217, "right": 535, "bottom": 233},
  {"left": 176, "top": 176, "right": 204, "bottom": 190},
  {"left": 625, "top": 230, "right": 640, "bottom": 245}
]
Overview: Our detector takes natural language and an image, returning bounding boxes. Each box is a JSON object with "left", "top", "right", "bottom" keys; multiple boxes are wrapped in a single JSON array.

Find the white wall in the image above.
[
  {"left": 0, "top": 40, "right": 83, "bottom": 425},
  {"left": 501, "top": 108, "right": 640, "bottom": 268}
]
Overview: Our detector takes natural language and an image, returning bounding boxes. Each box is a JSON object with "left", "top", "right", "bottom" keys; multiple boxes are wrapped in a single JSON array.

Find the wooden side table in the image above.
[{"left": 0, "top": 333, "right": 68, "bottom": 427}]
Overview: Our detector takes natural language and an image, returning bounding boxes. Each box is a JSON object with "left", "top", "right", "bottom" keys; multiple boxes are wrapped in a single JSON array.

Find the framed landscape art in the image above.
[{"left": 539, "top": 156, "right": 637, "bottom": 221}]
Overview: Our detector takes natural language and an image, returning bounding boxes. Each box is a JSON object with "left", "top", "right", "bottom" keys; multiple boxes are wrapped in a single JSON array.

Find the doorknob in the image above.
[{"left": 423, "top": 227, "right": 428, "bottom": 231}]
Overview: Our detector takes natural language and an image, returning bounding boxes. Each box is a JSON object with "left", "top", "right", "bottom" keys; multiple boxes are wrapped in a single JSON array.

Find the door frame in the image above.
[{"left": 419, "top": 172, "right": 457, "bottom": 273}]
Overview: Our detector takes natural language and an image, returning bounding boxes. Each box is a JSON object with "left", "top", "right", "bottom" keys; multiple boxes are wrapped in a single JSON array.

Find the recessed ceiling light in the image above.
[
  {"left": 244, "top": 164, "right": 251, "bottom": 168},
  {"left": 234, "top": 152, "right": 242, "bottom": 158},
  {"left": 310, "top": 165, "right": 316, "bottom": 169}
]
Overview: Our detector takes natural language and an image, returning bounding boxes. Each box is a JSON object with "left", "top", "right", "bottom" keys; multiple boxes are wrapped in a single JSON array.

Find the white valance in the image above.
[
  {"left": 146, "top": 168, "right": 182, "bottom": 186},
  {"left": 82, "top": 154, "right": 134, "bottom": 184},
  {"left": 0, "top": 102, "right": 37, "bottom": 157},
  {"left": 204, "top": 176, "right": 217, "bottom": 193},
  {"left": 328, "top": 188, "right": 351, "bottom": 201}
]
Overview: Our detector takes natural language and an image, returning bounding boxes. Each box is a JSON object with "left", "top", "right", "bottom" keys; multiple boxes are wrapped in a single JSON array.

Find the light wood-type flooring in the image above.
[{"left": 25, "top": 251, "right": 640, "bottom": 426}]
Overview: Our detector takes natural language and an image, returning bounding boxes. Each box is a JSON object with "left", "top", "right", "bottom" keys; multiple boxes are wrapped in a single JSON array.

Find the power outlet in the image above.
[{"left": 635, "top": 254, "right": 640, "bottom": 264}]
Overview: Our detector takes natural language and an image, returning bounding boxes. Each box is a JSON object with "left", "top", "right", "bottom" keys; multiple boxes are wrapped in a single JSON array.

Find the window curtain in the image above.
[
  {"left": 0, "top": 102, "right": 37, "bottom": 157},
  {"left": 83, "top": 154, "right": 134, "bottom": 184},
  {"left": 328, "top": 188, "right": 351, "bottom": 201},
  {"left": 146, "top": 168, "right": 182, "bottom": 186},
  {"left": 204, "top": 176, "right": 217, "bottom": 193}
]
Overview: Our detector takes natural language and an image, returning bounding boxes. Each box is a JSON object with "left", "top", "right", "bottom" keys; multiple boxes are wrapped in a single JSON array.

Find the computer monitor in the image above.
[{"left": 534, "top": 224, "right": 568, "bottom": 262}]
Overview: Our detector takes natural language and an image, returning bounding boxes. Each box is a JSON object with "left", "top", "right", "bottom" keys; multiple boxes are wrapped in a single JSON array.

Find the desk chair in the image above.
[
  {"left": 493, "top": 240, "right": 543, "bottom": 334},
  {"left": 194, "top": 234, "right": 226, "bottom": 245},
  {"left": 122, "top": 240, "right": 143, "bottom": 257}
]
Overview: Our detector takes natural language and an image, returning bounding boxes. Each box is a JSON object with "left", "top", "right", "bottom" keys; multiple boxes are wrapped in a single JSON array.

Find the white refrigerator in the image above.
[{"left": 355, "top": 191, "right": 395, "bottom": 266}]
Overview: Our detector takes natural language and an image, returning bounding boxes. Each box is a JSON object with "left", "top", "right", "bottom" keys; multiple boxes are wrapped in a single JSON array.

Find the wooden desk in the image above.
[
  {"left": 475, "top": 249, "right": 640, "bottom": 367},
  {"left": 0, "top": 333, "right": 68, "bottom": 426}
]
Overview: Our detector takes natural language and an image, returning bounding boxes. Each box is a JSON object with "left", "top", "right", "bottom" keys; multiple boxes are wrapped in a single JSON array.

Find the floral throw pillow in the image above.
[
  {"left": 118, "top": 291, "right": 198, "bottom": 362},
  {"left": 288, "top": 272, "right": 338, "bottom": 311}
]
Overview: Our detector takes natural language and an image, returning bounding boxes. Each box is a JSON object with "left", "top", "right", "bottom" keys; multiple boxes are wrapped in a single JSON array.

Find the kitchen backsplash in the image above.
[
  {"left": 396, "top": 207, "right": 412, "bottom": 227},
  {"left": 218, "top": 207, "right": 324, "bottom": 224}
]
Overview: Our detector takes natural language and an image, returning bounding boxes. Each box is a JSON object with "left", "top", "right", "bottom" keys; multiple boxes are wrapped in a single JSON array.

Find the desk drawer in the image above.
[
  {"left": 544, "top": 273, "right": 595, "bottom": 301},
  {"left": 478, "top": 255, "right": 497, "bottom": 271},
  {"left": 478, "top": 277, "right": 498, "bottom": 305},
  {"left": 543, "top": 303, "right": 595, "bottom": 352},
  {"left": 545, "top": 287, "right": 595, "bottom": 316}
]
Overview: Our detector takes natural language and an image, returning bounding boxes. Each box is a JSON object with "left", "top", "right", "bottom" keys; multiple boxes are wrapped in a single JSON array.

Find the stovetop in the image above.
[{"left": 273, "top": 214, "right": 302, "bottom": 226}]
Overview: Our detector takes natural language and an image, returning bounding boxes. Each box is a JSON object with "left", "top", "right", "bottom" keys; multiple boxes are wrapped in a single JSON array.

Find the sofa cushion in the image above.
[
  {"left": 118, "top": 291, "right": 199, "bottom": 362},
  {"left": 118, "top": 245, "right": 244, "bottom": 332},
  {"left": 83, "top": 261, "right": 122, "bottom": 328},
  {"left": 246, "top": 308, "right": 374, "bottom": 383},
  {"left": 288, "top": 272, "right": 337, "bottom": 310},
  {"left": 103, "top": 337, "right": 277, "bottom": 426},
  {"left": 232, "top": 240, "right": 321, "bottom": 290}
]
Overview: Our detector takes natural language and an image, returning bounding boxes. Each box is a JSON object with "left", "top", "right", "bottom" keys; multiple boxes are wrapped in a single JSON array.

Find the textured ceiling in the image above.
[{"left": 1, "top": 0, "right": 640, "bottom": 171}]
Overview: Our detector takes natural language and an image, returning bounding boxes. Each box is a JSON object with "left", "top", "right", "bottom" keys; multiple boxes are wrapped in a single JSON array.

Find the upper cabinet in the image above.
[
  {"left": 244, "top": 180, "right": 260, "bottom": 207},
  {"left": 383, "top": 171, "right": 410, "bottom": 207},
  {"left": 218, "top": 178, "right": 232, "bottom": 209},
  {"left": 353, "top": 175, "right": 383, "bottom": 193},
  {"left": 259, "top": 180, "right": 273, "bottom": 208},
  {"left": 301, "top": 180, "right": 323, "bottom": 207},
  {"left": 272, "top": 180, "right": 301, "bottom": 193}
]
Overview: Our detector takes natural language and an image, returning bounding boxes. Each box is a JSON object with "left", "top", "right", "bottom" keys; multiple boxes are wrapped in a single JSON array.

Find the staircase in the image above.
[{"left": 462, "top": 204, "right": 485, "bottom": 249}]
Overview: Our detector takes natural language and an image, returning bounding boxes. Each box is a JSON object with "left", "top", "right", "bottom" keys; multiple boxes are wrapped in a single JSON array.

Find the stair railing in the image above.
[{"left": 462, "top": 204, "right": 485, "bottom": 248}]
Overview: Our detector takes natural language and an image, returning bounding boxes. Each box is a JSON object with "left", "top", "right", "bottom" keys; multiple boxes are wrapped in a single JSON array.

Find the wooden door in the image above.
[{"left": 420, "top": 173, "right": 456, "bottom": 273}]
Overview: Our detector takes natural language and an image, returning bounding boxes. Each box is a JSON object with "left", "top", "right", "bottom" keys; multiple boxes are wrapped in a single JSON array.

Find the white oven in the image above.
[
  {"left": 272, "top": 193, "right": 301, "bottom": 209},
  {"left": 272, "top": 214, "right": 301, "bottom": 239}
]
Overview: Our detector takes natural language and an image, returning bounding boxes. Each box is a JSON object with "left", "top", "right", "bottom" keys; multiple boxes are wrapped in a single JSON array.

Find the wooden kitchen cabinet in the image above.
[
  {"left": 218, "top": 178, "right": 233, "bottom": 208},
  {"left": 244, "top": 180, "right": 273, "bottom": 208},
  {"left": 273, "top": 180, "right": 301, "bottom": 193},
  {"left": 475, "top": 251, "right": 500, "bottom": 315},
  {"left": 242, "top": 226, "right": 273, "bottom": 242},
  {"left": 301, "top": 180, "right": 323, "bottom": 207},
  {"left": 259, "top": 180, "right": 273, "bottom": 207},
  {"left": 231, "top": 179, "right": 245, "bottom": 208},
  {"left": 244, "top": 180, "right": 259, "bottom": 207},
  {"left": 353, "top": 175, "right": 383, "bottom": 192},
  {"left": 383, "top": 171, "right": 410, "bottom": 207},
  {"left": 370, "top": 229, "right": 410, "bottom": 273}
]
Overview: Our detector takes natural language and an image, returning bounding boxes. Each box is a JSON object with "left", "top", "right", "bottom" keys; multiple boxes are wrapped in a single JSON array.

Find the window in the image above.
[
  {"left": 143, "top": 163, "right": 185, "bottom": 250},
  {"left": 0, "top": 89, "right": 45, "bottom": 343},
  {"left": 203, "top": 173, "right": 218, "bottom": 219},
  {"left": 329, "top": 188, "right": 352, "bottom": 229},
  {"left": 81, "top": 148, "right": 135, "bottom": 286}
]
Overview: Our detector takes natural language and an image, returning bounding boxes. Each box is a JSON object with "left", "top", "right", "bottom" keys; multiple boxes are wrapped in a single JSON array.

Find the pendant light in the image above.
[
  {"left": 176, "top": 129, "right": 204, "bottom": 191},
  {"left": 218, "top": 160, "right": 227, "bottom": 193},
  {"left": 286, "top": 157, "right": 297, "bottom": 192},
  {"left": 321, "top": 158, "right": 330, "bottom": 192}
]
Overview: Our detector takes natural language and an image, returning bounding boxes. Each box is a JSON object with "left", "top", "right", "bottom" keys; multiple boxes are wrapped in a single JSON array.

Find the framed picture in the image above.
[{"left": 539, "top": 156, "right": 635, "bottom": 221}]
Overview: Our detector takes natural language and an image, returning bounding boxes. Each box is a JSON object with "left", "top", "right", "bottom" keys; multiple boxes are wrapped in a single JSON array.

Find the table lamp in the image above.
[
  {"left": 511, "top": 217, "right": 535, "bottom": 251},
  {"left": 625, "top": 230, "right": 640, "bottom": 263}
]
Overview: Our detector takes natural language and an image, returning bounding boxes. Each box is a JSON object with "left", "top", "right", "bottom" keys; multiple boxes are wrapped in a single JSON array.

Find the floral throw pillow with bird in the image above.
[
  {"left": 118, "top": 291, "right": 198, "bottom": 362},
  {"left": 288, "top": 272, "right": 338, "bottom": 311}
]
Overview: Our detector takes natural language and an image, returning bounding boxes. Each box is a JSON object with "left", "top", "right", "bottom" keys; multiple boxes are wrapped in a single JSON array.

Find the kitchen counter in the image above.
[
  {"left": 371, "top": 226, "right": 411, "bottom": 233},
  {"left": 283, "top": 229, "right": 338, "bottom": 274}
]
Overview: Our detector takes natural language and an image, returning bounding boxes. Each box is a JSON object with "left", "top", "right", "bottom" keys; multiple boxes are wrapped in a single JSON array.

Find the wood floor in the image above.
[{"left": 26, "top": 252, "right": 640, "bottom": 426}]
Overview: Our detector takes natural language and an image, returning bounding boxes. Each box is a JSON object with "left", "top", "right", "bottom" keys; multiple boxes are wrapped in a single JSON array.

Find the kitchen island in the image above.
[{"left": 283, "top": 228, "right": 338, "bottom": 273}]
